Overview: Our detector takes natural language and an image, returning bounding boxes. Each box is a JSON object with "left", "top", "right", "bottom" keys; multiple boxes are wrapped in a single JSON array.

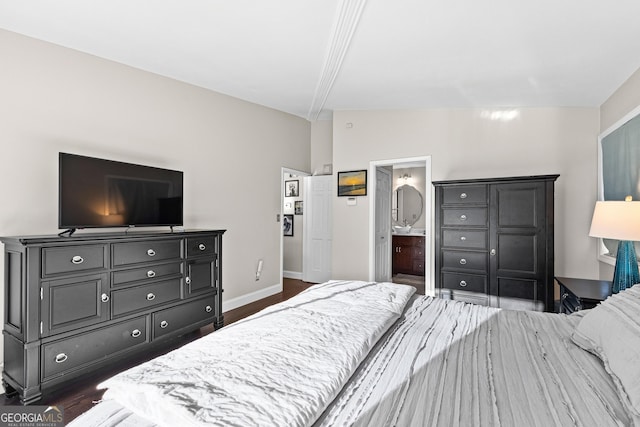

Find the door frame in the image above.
[
  {"left": 368, "top": 156, "right": 434, "bottom": 295},
  {"left": 280, "top": 167, "right": 311, "bottom": 284}
]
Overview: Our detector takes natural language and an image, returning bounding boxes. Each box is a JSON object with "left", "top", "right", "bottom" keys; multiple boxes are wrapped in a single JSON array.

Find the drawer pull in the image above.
[
  {"left": 459, "top": 258, "right": 467, "bottom": 265},
  {"left": 459, "top": 280, "right": 468, "bottom": 287},
  {"left": 131, "top": 329, "right": 142, "bottom": 338},
  {"left": 147, "top": 249, "right": 156, "bottom": 257},
  {"left": 146, "top": 293, "right": 156, "bottom": 301},
  {"left": 101, "top": 293, "right": 110, "bottom": 303},
  {"left": 160, "top": 320, "right": 169, "bottom": 329},
  {"left": 460, "top": 215, "right": 467, "bottom": 221},
  {"left": 71, "top": 255, "right": 84, "bottom": 265},
  {"left": 198, "top": 243, "right": 206, "bottom": 251},
  {"left": 460, "top": 192, "right": 467, "bottom": 199},
  {"left": 55, "top": 353, "right": 68, "bottom": 364},
  {"left": 147, "top": 270, "right": 156, "bottom": 278},
  {"left": 205, "top": 305, "right": 212, "bottom": 313},
  {"left": 460, "top": 236, "right": 467, "bottom": 241},
  {"left": 185, "top": 276, "right": 191, "bottom": 285}
]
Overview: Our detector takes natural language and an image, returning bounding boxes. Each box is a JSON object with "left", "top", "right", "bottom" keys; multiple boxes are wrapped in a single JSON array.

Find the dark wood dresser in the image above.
[
  {"left": 1, "top": 229, "right": 224, "bottom": 404},
  {"left": 434, "top": 175, "right": 558, "bottom": 311}
]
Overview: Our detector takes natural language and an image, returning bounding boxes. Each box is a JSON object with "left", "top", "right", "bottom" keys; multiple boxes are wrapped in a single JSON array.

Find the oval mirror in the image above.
[{"left": 395, "top": 184, "right": 423, "bottom": 226}]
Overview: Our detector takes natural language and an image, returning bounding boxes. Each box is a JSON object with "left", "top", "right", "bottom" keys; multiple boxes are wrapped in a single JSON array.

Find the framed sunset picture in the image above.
[{"left": 337, "top": 170, "right": 367, "bottom": 196}]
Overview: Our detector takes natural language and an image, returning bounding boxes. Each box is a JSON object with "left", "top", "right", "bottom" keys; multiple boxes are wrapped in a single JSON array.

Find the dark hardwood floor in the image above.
[{"left": 0, "top": 278, "right": 314, "bottom": 423}]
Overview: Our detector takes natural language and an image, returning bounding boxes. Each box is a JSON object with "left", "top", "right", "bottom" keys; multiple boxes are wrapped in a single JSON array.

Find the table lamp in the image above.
[{"left": 589, "top": 197, "right": 640, "bottom": 293}]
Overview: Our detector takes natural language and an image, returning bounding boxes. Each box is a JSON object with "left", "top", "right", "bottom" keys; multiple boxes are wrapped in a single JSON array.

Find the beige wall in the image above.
[
  {"left": 332, "top": 108, "right": 600, "bottom": 289},
  {"left": 310, "top": 120, "right": 333, "bottom": 175},
  {"left": 0, "top": 29, "right": 310, "bottom": 334},
  {"left": 598, "top": 67, "right": 640, "bottom": 280}
]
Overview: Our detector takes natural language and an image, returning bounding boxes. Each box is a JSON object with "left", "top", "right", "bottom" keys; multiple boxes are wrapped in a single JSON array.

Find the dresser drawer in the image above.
[
  {"left": 442, "top": 185, "right": 487, "bottom": 205},
  {"left": 442, "top": 208, "right": 487, "bottom": 227},
  {"left": 442, "top": 229, "right": 487, "bottom": 249},
  {"left": 186, "top": 236, "right": 216, "bottom": 258},
  {"left": 112, "top": 279, "right": 181, "bottom": 317},
  {"left": 42, "top": 244, "right": 107, "bottom": 277},
  {"left": 442, "top": 272, "right": 486, "bottom": 293},
  {"left": 42, "top": 317, "right": 147, "bottom": 380},
  {"left": 112, "top": 239, "right": 182, "bottom": 266},
  {"left": 153, "top": 295, "right": 215, "bottom": 339},
  {"left": 112, "top": 262, "right": 183, "bottom": 287},
  {"left": 442, "top": 250, "right": 486, "bottom": 272}
]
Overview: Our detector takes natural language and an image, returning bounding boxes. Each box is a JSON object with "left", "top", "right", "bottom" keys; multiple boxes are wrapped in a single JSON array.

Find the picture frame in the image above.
[
  {"left": 283, "top": 214, "right": 294, "bottom": 236},
  {"left": 294, "top": 201, "right": 303, "bottom": 215},
  {"left": 285, "top": 180, "right": 299, "bottom": 197},
  {"left": 337, "top": 170, "right": 367, "bottom": 197}
]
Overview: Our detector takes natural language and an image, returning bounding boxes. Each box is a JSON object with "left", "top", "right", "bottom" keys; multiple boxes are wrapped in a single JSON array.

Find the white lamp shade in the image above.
[{"left": 589, "top": 201, "right": 640, "bottom": 241}]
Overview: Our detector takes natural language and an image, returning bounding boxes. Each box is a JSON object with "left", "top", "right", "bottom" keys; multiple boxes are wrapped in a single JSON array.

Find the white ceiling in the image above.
[{"left": 2, "top": 0, "right": 640, "bottom": 121}]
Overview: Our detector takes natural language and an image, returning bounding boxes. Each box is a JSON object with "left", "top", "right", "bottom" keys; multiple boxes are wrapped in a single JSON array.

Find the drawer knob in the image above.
[
  {"left": 490, "top": 249, "right": 496, "bottom": 256},
  {"left": 131, "top": 329, "right": 142, "bottom": 338},
  {"left": 160, "top": 320, "right": 169, "bottom": 329},
  {"left": 198, "top": 243, "right": 206, "bottom": 251},
  {"left": 147, "top": 249, "right": 156, "bottom": 257},
  {"left": 71, "top": 255, "right": 84, "bottom": 265},
  {"left": 205, "top": 305, "right": 212, "bottom": 313},
  {"left": 101, "top": 293, "right": 110, "bottom": 303},
  {"left": 460, "top": 214, "right": 467, "bottom": 221},
  {"left": 460, "top": 192, "right": 467, "bottom": 199},
  {"left": 147, "top": 270, "right": 156, "bottom": 278},
  {"left": 55, "top": 353, "right": 68, "bottom": 364},
  {"left": 459, "top": 258, "right": 467, "bottom": 265},
  {"left": 460, "top": 236, "right": 467, "bottom": 241},
  {"left": 459, "top": 280, "right": 468, "bottom": 287},
  {"left": 146, "top": 293, "right": 156, "bottom": 301},
  {"left": 185, "top": 276, "right": 191, "bottom": 285}
]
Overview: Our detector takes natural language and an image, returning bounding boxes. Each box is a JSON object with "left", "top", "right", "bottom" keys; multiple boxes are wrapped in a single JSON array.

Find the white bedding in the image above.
[
  {"left": 90, "top": 280, "right": 415, "bottom": 427},
  {"left": 70, "top": 282, "right": 635, "bottom": 427}
]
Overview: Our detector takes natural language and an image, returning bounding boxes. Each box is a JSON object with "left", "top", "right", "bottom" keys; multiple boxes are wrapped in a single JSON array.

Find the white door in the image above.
[
  {"left": 375, "top": 167, "right": 392, "bottom": 282},
  {"left": 303, "top": 175, "right": 332, "bottom": 283}
]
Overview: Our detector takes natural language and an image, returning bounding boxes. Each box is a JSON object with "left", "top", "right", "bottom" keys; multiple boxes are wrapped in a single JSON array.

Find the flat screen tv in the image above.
[{"left": 59, "top": 153, "right": 183, "bottom": 232}]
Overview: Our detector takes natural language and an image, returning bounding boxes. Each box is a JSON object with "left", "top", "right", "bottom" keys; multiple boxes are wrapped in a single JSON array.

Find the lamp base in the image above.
[{"left": 612, "top": 240, "right": 640, "bottom": 293}]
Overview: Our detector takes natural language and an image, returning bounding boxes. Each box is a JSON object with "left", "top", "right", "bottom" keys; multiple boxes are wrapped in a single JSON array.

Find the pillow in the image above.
[{"left": 572, "top": 284, "right": 640, "bottom": 417}]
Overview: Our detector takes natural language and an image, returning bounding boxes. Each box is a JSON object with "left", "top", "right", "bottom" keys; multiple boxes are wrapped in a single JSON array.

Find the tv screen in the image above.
[{"left": 59, "top": 153, "right": 183, "bottom": 230}]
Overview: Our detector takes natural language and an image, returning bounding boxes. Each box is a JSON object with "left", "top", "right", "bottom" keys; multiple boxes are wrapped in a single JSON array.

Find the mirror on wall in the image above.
[{"left": 393, "top": 184, "right": 423, "bottom": 226}]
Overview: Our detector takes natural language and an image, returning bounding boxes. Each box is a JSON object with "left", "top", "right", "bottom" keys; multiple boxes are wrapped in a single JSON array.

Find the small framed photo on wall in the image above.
[
  {"left": 295, "top": 201, "right": 303, "bottom": 215},
  {"left": 285, "top": 180, "right": 299, "bottom": 197},
  {"left": 283, "top": 214, "right": 294, "bottom": 236},
  {"left": 337, "top": 170, "right": 367, "bottom": 196}
]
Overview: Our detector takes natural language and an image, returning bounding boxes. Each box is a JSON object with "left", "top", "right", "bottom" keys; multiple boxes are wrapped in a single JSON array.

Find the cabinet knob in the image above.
[
  {"left": 146, "top": 293, "right": 156, "bottom": 301},
  {"left": 459, "top": 280, "right": 468, "bottom": 287},
  {"left": 490, "top": 249, "right": 496, "bottom": 256},
  {"left": 205, "top": 305, "right": 212, "bottom": 313},
  {"left": 460, "top": 214, "right": 467, "bottom": 221},
  {"left": 160, "top": 320, "right": 169, "bottom": 329},
  {"left": 131, "top": 329, "right": 142, "bottom": 338},
  {"left": 460, "top": 236, "right": 467, "bottom": 241},
  {"left": 55, "top": 353, "right": 68, "bottom": 364},
  {"left": 459, "top": 258, "right": 467, "bottom": 265},
  {"left": 198, "top": 243, "right": 206, "bottom": 251},
  {"left": 460, "top": 192, "right": 467, "bottom": 199},
  {"left": 147, "top": 270, "right": 156, "bottom": 278},
  {"left": 71, "top": 255, "right": 84, "bottom": 265},
  {"left": 101, "top": 293, "right": 110, "bottom": 303},
  {"left": 147, "top": 249, "right": 156, "bottom": 257},
  {"left": 185, "top": 276, "right": 191, "bottom": 285}
]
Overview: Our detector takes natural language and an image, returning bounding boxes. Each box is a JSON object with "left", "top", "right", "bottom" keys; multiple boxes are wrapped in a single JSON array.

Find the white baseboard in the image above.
[
  {"left": 222, "top": 283, "right": 283, "bottom": 313},
  {"left": 283, "top": 270, "right": 303, "bottom": 280}
]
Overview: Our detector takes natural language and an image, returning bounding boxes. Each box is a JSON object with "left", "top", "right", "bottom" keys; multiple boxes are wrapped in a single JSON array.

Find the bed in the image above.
[{"left": 69, "top": 280, "right": 640, "bottom": 427}]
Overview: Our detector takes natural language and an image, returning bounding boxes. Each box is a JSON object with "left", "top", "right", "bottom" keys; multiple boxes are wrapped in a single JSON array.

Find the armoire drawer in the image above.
[
  {"left": 42, "top": 244, "right": 107, "bottom": 277},
  {"left": 186, "top": 236, "right": 216, "bottom": 258},
  {"left": 442, "top": 185, "right": 487, "bottom": 205},
  {"left": 42, "top": 317, "right": 147, "bottom": 380},
  {"left": 442, "top": 250, "right": 486, "bottom": 272},
  {"left": 112, "top": 262, "right": 183, "bottom": 287},
  {"left": 442, "top": 229, "right": 487, "bottom": 249},
  {"left": 442, "top": 272, "right": 486, "bottom": 293},
  {"left": 112, "top": 239, "right": 182, "bottom": 267},
  {"left": 153, "top": 295, "right": 215, "bottom": 339},
  {"left": 442, "top": 208, "right": 487, "bottom": 227},
  {"left": 112, "top": 279, "right": 182, "bottom": 317}
]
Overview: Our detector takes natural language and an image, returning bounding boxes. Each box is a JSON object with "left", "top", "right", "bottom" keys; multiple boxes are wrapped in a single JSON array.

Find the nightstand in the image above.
[{"left": 555, "top": 277, "right": 612, "bottom": 314}]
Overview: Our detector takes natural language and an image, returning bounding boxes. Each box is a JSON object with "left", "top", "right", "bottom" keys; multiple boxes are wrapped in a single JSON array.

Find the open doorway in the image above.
[
  {"left": 280, "top": 168, "right": 310, "bottom": 283},
  {"left": 369, "top": 157, "right": 432, "bottom": 295}
]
